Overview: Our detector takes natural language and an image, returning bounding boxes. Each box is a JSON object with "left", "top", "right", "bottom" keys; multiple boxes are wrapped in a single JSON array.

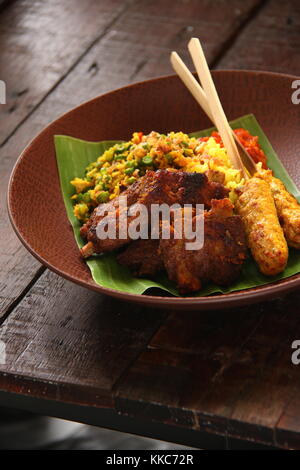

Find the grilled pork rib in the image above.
[
  {"left": 159, "top": 199, "right": 247, "bottom": 294},
  {"left": 80, "top": 169, "right": 229, "bottom": 257}
]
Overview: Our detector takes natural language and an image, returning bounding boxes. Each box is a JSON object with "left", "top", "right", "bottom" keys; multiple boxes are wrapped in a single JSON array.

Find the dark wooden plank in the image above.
[
  {"left": 0, "top": 390, "right": 230, "bottom": 449},
  {"left": 276, "top": 391, "right": 300, "bottom": 449},
  {"left": 9, "top": 0, "right": 262, "bottom": 109},
  {"left": 0, "top": 269, "right": 294, "bottom": 449},
  {"left": 0, "top": 0, "right": 135, "bottom": 319},
  {"left": 0, "top": 269, "right": 166, "bottom": 406},
  {"left": 0, "top": 0, "right": 131, "bottom": 146},
  {"left": 0, "top": 0, "right": 261, "bottom": 318},
  {"left": 0, "top": 0, "right": 136, "bottom": 318},
  {"left": 217, "top": 0, "right": 300, "bottom": 75},
  {"left": 115, "top": 308, "right": 261, "bottom": 434},
  {"left": 0, "top": 0, "right": 261, "bottom": 147},
  {"left": 115, "top": 293, "right": 300, "bottom": 448},
  {"left": 100, "top": 0, "right": 263, "bottom": 83},
  {"left": 1, "top": 269, "right": 298, "bottom": 448}
]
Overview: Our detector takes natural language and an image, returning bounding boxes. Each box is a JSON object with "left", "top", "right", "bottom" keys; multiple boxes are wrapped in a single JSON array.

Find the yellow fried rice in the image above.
[{"left": 71, "top": 130, "right": 244, "bottom": 222}]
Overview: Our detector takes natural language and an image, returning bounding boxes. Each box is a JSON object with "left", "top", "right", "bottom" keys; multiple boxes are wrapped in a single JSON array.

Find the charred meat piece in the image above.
[
  {"left": 80, "top": 170, "right": 229, "bottom": 257},
  {"left": 159, "top": 199, "right": 247, "bottom": 294},
  {"left": 117, "top": 239, "right": 163, "bottom": 277}
]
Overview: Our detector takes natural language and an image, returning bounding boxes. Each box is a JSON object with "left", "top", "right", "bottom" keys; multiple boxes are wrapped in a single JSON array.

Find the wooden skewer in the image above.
[
  {"left": 187, "top": 38, "right": 248, "bottom": 179},
  {"left": 170, "top": 51, "right": 256, "bottom": 176},
  {"left": 232, "top": 132, "right": 257, "bottom": 176},
  {"left": 170, "top": 52, "right": 214, "bottom": 122}
]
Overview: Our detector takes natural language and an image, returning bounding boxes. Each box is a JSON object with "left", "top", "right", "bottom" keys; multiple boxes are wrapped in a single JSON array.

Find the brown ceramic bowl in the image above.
[{"left": 8, "top": 70, "right": 300, "bottom": 310}]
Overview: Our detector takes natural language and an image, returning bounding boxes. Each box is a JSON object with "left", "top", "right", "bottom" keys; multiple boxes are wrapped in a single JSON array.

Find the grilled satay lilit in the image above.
[
  {"left": 235, "top": 177, "right": 288, "bottom": 276},
  {"left": 256, "top": 169, "right": 300, "bottom": 249},
  {"left": 80, "top": 170, "right": 229, "bottom": 258}
]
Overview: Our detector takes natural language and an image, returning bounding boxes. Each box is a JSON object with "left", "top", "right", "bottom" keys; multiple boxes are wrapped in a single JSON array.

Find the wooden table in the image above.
[{"left": 0, "top": 0, "right": 299, "bottom": 450}]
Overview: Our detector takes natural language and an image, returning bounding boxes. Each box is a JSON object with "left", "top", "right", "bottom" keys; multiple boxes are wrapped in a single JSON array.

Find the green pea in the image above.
[
  {"left": 96, "top": 191, "right": 110, "bottom": 203},
  {"left": 76, "top": 203, "right": 88, "bottom": 217},
  {"left": 127, "top": 177, "right": 136, "bottom": 184},
  {"left": 76, "top": 193, "right": 84, "bottom": 202},
  {"left": 95, "top": 183, "right": 103, "bottom": 192},
  {"left": 125, "top": 167, "right": 134, "bottom": 175},
  {"left": 82, "top": 192, "right": 92, "bottom": 203},
  {"left": 142, "top": 155, "right": 153, "bottom": 165},
  {"left": 114, "top": 154, "right": 126, "bottom": 161},
  {"left": 115, "top": 144, "right": 129, "bottom": 154},
  {"left": 125, "top": 160, "right": 136, "bottom": 168}
]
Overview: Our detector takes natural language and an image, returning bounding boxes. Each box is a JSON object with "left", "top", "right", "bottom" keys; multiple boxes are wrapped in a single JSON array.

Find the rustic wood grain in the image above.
[
  {"left": 85, "top": 0, "right": 263, "bottom": 84},
  {"left": 0, "top": 0, "right": 131, "bottom": 146},
  {"left": 115, "top": 293, "right": 300, "bottom": 448},
  {"left": 0, "top": 0, "right": 262, "bottom": 318},
  {"left": 276, "top": 393, "right": 300, "bottom": 449},
  {"left": 0, "top": 0, "right": 261, "bottom": 147},
  {"left": 0, "top": 269, "right": 166, "bottom": 406},
  {"left": 217, "top": 0, "right": 300, "bottom": 75},
  {"left": 0, "top": 0, "right": 133, "bottom": 318}
]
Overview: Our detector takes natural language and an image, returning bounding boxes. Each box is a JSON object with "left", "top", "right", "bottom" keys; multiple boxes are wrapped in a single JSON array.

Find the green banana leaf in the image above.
[{"left": 54, "top": 114, "right": 300, "bottom": 297}]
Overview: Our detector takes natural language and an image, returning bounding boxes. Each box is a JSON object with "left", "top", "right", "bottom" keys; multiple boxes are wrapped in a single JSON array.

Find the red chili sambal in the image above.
[{"left": 199, "top": 128, "right": 268, "bottom": 169}]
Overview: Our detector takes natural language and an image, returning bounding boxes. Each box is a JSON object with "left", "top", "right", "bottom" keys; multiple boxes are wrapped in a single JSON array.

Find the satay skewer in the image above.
[
  {"left": 187, "top": 38, "right": 248, "bottom": 180},
  {"left": 170, "top": 50, "right": 256, "bottom": 177}
]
